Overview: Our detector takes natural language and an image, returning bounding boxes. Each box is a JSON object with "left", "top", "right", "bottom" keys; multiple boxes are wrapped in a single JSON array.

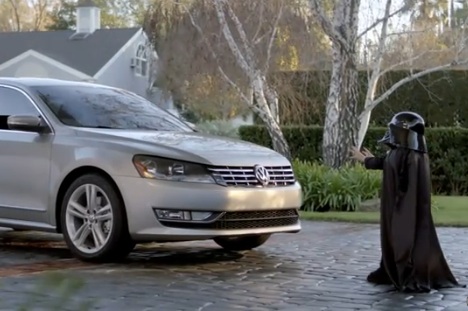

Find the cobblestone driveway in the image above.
[{"left": 0, "top": 221, "right": 467, "bottom": 311}]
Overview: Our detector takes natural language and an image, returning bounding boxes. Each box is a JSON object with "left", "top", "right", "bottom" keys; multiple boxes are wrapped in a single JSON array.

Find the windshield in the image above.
[{"left": 31, "top": 85, "right": 193, "bottom": 132}]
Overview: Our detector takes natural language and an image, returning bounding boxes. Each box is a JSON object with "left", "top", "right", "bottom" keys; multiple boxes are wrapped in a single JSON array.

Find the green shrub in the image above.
[
  {"left": 293, "top": 160, "right": 381, "bottom": 212},
  {"left": 240, "top": 125, "right": 468, "bottom": 195},
  {"left": 293, "top": 160, "right": 442, "bottom": 213},
  {"left": 195, "top": 120, "right": 240, "bottom": 138}
]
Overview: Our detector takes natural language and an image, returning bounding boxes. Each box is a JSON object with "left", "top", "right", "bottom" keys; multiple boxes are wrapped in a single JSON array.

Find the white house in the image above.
[{"left": 0, "top": 0, "right": 173, "bottom": 110}]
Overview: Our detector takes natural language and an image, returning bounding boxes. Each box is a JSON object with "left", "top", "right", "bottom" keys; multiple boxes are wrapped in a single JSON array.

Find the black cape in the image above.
[{"left": 364, "top": 147, "right": 463, "bottom": 292}]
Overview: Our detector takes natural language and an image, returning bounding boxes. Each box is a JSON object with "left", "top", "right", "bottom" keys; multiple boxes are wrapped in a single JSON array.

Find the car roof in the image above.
[{"left": 0, "top": 77, "right": 112, "bottom": 89}]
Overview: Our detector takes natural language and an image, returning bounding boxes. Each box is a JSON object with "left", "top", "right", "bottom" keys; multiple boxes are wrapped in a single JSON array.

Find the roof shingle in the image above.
[{"left": 0, "top": 28, "right": 141, "bottom": 76}]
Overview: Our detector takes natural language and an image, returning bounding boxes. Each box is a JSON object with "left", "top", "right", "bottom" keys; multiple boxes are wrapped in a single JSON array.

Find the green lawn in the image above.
[{"left": 300, "top": 196, "right": 468, "bottom": 227}]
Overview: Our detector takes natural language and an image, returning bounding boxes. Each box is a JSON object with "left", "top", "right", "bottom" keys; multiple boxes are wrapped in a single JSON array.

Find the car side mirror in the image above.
[{"left": 7, "top": 115, "right": 49, "bottom": 133}]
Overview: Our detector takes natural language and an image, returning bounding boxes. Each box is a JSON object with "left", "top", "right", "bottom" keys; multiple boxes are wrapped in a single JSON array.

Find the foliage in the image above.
[
  {"left": 144, "top": 0, "right": 332, "bottom": 121},
  {"left": 181, "top": 73, "right": 250, "bottom": 120},
  {"left": 46, "top": 0, "right": 143, "bottom": 30},
  {"left": 0, "top": 0, "right": 54, "bottom": 31},
  {"left": 240, "top": 125, "right": 468, "bottom": 195},
  {"left": 195, "top": 120, "right": 240, "bottom": 138},
  {"left": 0, "top": 272, "right": 94, "bottom": 310},
  {"left": 271, "top": 70, "right": 468, "bottom": 127},
  {"left": 293, "top": 160, "right": 381, "bottom": 212},
  {"left": 293, "top": 159, "right": 441, "bottom": 213}
]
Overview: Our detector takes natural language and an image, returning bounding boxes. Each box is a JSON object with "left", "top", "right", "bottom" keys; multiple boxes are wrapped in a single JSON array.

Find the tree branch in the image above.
[
  {"left": 357, "top": 3, "right": 410, "bottom": 40},
  {"left": 385, "top": 28, "right": 433, "bottom": 38},
  {"left": 185, "top": 4, "right": 264, "bottom": 116},
  {"left": 308, "top": 0, "right": 349, "bottom": 52},
  {"left": 212, "top": 0, "right": 254, "bottom": 77},
  {"left": 251, "top": 1, "right": 264, "bottom": 44},
  {"left": 222, "top": 0, "right": 257, "bottom": 68},
  {"left": 362, "top": 19, "right": 468, "bottom": 116},
  {"left": 361, "top": 59, "right": 468, "bottom": 117},
  {"left": 368, "top": 0, "right": 392, "bottom": 71},
  {"left": 7, "top": 0, "right": 21, "bottom": 31},
  {"left": 263, "top": 1, "right": 284, "bottom": 73},
  {"left": 378, "top": 49, "right": 445, "bottom": 78}
]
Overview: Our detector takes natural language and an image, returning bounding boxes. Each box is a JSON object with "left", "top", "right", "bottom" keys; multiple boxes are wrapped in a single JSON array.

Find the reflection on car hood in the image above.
[{"left": 75, "top": 129, "right": 289, "bottom": 166}]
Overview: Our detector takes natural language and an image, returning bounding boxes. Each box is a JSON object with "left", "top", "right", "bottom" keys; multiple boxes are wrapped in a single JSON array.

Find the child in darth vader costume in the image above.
[{"left": 351, "top": 111, "right": 463, "bottom": 293}]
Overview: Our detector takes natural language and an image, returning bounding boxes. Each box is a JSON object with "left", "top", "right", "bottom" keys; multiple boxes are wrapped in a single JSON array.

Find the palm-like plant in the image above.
[
  {"left": 410, "top": 0, "right": 466, "bottom": 29},
  {"left": 410, "top": 0, "right": 450, "bottom": 26}
]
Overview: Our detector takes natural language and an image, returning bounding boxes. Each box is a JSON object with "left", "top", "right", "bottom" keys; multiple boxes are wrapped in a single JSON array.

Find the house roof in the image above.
[
  {"left": 0, "top": 27, "right": 141, "bottom": 76},
  {"left": 77, "top": 0, "right": 97, "bottom": 7}
]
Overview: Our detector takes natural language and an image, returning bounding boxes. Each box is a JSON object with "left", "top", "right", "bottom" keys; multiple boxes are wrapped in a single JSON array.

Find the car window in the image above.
[
  {"left": 31, "top": 84, "right": 193, "bottom": 132},
  {"left": 0, "top": 86, "right": 40, "bottom": 130}
]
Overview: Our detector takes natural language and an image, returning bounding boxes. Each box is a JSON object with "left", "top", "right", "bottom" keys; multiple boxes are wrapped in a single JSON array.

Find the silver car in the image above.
[{"left": 0, "top": 78, "right": 302, "bottom": 262}]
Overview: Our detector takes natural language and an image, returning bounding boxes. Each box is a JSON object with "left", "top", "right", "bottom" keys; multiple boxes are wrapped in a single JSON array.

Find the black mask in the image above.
[{"left": 378, "top": 111, "right": 427, "bottom": 153}]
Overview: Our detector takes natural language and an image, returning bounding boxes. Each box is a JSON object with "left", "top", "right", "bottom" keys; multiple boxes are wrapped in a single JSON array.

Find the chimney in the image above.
[{"left": 76, "top": 0, "right": 101, "bottom": 34}]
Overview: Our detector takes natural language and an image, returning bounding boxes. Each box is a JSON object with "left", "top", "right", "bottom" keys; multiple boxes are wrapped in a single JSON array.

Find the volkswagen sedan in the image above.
[{"left": 0, "top": 78, "right": 302, "bottom": 262}]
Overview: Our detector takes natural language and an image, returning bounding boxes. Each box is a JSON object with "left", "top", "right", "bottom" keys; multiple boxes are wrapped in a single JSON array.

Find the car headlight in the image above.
[{"left": 133, "top": 155, "right": 215, "bottom": 183}]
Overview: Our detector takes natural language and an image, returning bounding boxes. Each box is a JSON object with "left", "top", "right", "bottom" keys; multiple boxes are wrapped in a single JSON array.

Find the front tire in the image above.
[
  {"left": 213, "top": 234, "right": 271, "bottom": 251},
  {"left": 61, "top": 174, "right": 135, "bottom": 262}
]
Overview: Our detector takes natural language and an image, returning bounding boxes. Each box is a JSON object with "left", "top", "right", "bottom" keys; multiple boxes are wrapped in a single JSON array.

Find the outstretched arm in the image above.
[
  {"left": 364, "top": 156, "right": 385, "bottom": 170},
  {"left": 350, "top": 147, "right": 384, "bottom": 170}
]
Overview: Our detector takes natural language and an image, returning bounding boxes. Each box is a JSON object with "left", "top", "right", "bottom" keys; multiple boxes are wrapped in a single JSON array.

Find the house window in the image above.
[{"left": 135, "top": 44, "right": 148, "bottom": 77}]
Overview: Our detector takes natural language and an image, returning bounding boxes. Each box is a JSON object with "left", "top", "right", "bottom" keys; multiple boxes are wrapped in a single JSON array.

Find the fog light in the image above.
[
  {"left": 191, "top": 211, "right": 213, "bottom": 221},
  {"left": 155, "top": 209, "right": 191, "bottom": 220}
]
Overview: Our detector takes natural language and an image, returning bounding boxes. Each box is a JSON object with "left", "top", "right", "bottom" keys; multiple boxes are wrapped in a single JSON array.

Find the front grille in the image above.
[
  {"left": 160, "top": 209, "right": 299, "bottom": 230},
  {"left": 208, "top": 165, "right": 295, "bottom": 187}
]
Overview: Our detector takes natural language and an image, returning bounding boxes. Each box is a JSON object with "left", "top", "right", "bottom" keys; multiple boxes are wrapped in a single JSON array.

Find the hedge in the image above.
[
  {"left": 293, "top": 160, "right": 381, "bottom": 211},
  {"left": 239, "top": 125, "right": 468, "bottom": 195},
  {"left": 270, "top": 70, "right": 468, "bottom": 127}
]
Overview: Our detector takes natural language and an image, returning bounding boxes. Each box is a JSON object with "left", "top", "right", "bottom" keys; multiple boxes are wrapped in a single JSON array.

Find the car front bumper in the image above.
[{"left": 113, "top": 176, "right": 302, "bottom": 242}]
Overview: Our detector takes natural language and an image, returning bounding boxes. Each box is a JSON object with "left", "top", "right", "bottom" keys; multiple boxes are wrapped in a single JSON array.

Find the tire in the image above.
[
  {"left": 61, "top": 173, "right": 135, "bottom": 262},
  {"left": 213, "top": 234, "right": 271, "bottom": 251}
]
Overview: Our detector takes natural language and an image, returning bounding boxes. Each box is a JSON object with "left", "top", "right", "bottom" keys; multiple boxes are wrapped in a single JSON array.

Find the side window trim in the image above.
[{"left": 0, "top": 84, "right": 55, "bottom": 134}]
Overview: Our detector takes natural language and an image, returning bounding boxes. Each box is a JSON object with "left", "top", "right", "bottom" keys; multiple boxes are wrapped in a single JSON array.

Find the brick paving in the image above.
[{"left": 0, "top": 221, "right": 467, "bottom": 311}]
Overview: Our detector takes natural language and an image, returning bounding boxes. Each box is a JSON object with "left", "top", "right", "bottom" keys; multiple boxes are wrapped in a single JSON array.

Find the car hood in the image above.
[{"left": 74, "top": 129, "right": 290, "bottom": 166}]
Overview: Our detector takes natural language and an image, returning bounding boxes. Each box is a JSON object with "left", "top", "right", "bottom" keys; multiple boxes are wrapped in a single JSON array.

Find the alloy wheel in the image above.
[{"left": 65, "top": 184, "right": 114, "bottom": 254}]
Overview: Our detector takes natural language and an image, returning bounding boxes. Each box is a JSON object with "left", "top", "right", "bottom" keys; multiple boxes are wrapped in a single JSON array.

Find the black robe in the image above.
[{"left": 364, "top": 147, "right": 463, "bottom": 292}]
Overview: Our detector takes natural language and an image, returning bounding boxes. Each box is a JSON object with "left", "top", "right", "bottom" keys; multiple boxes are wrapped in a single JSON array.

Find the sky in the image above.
[
  {"left": 358, "top": 0, "right": 410, "bottom": 43},
  {"left": 359, "top": 0, "right": 463, "bottom": 43}
]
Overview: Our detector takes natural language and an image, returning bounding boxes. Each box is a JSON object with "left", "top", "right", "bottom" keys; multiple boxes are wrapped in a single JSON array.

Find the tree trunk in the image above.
[
  {"left": 340, "top": 57, "right": 359, "bottom": 153},
  {"left": 319, "top": 0, "right": 360, "bottom": 168},
  {"left": 269, "top": 95, "right": 280, "bottom": 124},
  {"left": 264, "top": 118, "right": 291, "bottom": 160},
  {"left": 357, "top": 92, "right": 377, "bottom": 148},
  {"left": 252, "top": 77, "right": 291, "bottom": 160},
  {"left": 357, "top": 108, "right": 372, "bottom": 149},
  {"left": 322, "top": 47, "right": 359, "bottom": 168}
]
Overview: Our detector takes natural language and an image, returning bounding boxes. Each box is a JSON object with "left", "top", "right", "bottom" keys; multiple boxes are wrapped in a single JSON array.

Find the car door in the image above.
[{"left": 0, "top": 85, "right": 53, "bottom": 224}]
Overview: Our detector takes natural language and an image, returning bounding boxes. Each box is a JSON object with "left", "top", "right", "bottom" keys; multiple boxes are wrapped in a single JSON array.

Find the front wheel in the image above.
[
  {"left": 213, "top": 234, "right": 271, "bottom": 251},
  {"left": 61, "top": 174, "right": 135, "bottom": 262}
]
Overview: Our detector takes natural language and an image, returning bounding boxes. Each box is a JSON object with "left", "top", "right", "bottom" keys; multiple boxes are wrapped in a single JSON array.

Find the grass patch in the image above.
[{"left": 300, "top": 196, "right": 468, "bottom": 227}]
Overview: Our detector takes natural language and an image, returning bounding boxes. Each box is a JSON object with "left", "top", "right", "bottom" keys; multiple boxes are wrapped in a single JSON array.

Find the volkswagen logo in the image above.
[{"left": 253, "top": 165, "right": 270, "bottom": 186}]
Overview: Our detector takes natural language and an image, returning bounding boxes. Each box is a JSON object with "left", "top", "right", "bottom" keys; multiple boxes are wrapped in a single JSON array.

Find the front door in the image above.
[{"left": 0, "top": 85, "right": 53, "bottom": 225}]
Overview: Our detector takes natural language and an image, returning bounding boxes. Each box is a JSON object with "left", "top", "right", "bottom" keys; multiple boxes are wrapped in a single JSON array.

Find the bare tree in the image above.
[
  {"left": 309, "top": 0, "right": 362, "bottom": 168},
  {"left": 0, "top": 0, "right": 56, "bottom": 31},
  {"left": 309, "top": 0, "right": 468, "bottom": 167},
  {"left": 31, "top": 0, "right": 52, "bottom": 30},
  {"left": 194, "top": 0, "right": 291, "bottom": 158},
  {"left": 357, "top": 0, "right": 468, "bottom": 147},
  {"left": 145, "top": 0, "right": 325, "bottom": 158},
  {"left": 6, "top": 0, "right": 22, "bottom": 31}
]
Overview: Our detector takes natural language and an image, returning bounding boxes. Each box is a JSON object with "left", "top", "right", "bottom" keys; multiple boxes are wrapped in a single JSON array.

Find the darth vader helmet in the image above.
[
  {"left": 378, "top": 130, "right": 396, "bottom": 149},
  {"left": 378, "top": 111, "right": 427, "bottom": 153}
]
